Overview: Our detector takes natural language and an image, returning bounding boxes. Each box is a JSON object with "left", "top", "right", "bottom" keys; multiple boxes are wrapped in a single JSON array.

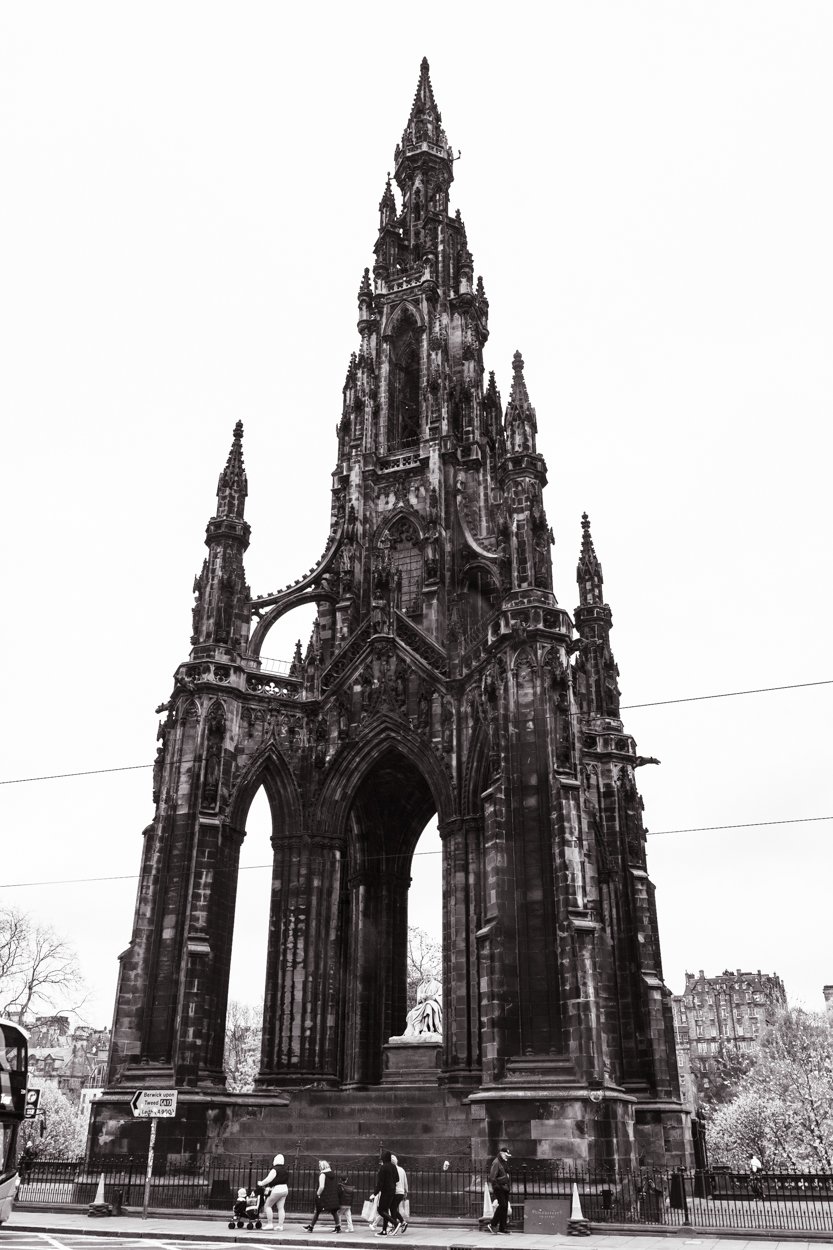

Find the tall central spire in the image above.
[{"left": 394, "top": 56, "right": 454, "bottom": 187}]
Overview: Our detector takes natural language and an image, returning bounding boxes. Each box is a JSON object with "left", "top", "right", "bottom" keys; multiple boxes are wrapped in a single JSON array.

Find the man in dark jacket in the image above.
[
  {"left": 374, "top": 1150, "right": 402, "bottom": 1236},
  {"left": 488, "top": 1146, "right": 512, "bottom": 1234}
]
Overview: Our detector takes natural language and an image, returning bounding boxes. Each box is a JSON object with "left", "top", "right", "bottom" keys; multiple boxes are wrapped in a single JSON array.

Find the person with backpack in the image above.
[{"left": 337, "top": 1173, "right": 355, "bottom": 1231}]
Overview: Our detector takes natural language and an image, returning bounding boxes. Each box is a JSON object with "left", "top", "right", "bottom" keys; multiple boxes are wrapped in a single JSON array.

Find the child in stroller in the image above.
[{"left": 229, "top": 1186, "right": 263, "bottom": 1230}]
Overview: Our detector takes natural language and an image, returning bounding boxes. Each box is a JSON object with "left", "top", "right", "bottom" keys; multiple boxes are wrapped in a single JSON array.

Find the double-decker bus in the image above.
[{"left": 0, "top": 1020, "right": 29, "bottom": 1225}]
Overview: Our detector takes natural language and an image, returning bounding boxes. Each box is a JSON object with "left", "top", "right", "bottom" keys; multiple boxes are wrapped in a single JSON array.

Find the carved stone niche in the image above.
[{"left": 381, "top": 1037, "right": 442, "bottom": 1086}]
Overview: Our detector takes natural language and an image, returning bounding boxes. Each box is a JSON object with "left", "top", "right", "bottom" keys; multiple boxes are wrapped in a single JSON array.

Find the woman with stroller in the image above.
[
  {"left": 304, "top": 1160, "right": 341, "bottom": 1232},
  {"left": 258, "top": 1153, "right": 290, "bottom": 1231}
]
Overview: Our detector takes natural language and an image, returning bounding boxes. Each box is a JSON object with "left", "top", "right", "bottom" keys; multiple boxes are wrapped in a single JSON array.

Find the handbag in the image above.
[
  {"left": 362, "top": 1194, "right": 379, "bottom": 1224},
  {"left": 401, "top": 1198, "right": 410, "bottom": 1220}
]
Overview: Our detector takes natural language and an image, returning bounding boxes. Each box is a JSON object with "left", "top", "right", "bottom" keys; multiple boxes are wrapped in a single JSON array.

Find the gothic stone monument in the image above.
[{"left": 92, "top": 60, "right": 689, "bottom": 1169}]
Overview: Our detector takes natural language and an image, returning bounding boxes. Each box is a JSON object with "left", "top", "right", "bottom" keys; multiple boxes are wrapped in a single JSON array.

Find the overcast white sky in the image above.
[{"left": 1, "top": 3, "right": 830, "bottom": 1034}]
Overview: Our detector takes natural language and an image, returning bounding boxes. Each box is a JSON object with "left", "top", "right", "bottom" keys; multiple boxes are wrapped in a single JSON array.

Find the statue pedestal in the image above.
[{"left": 381, "top": 1036, "right": 442, "bottom": 1086}]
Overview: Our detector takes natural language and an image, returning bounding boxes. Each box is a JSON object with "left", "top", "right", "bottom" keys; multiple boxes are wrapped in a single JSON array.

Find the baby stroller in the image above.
[{"left": 229, "top": 1186, "right": 263, "bottom": 1230}]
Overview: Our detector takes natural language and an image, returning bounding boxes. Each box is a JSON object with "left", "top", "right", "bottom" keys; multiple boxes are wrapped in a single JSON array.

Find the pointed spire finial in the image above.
[
  {"left": 409, "top": 56, "right": 441, "bottom": 125},
  {"left": 379, "top": 175, "right": 397, "bottom": 228},
  {"left": 504, "top": 351, "right": 537, "bottom": 451},
  {"left": 395, "top": 58, "right": 452, "bottom": 182},
  {"left": 577, "top": 512, "right": 604, "bottom": 606},
  {"left": 216, "top": 421, "right": 248, "bottom": 520}
]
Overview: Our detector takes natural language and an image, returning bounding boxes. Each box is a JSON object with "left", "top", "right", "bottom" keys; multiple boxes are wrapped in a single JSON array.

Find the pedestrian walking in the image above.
[
  {"left": 749, "top": 1154, "right": 764, "bottom": 1200},
  {"left": 487, "top": 1146, "right": 512, "bottom": 1234},
  {"left": 337, "top": 1173, "right": 355, "bottom": 1232},
  {"left": 391, "top": 1154, "right": 409, "bottom": 1234},
  {"left": 18, "top": 1141, "right": 37, "bottom": 1184},
  {"left": 373, "top": 1150, "right": 402, "bottom": 1236},
  {"left": 305, "top": 1160, "right": 341, "bottom": 1232},
  {"left": 258, "top": 1153, "right": 290, "bottom": 1231}
]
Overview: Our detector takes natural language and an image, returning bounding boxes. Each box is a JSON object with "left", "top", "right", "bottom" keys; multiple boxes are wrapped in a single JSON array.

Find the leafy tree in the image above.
[
  {"left": 708, "top": 1009, "right": 833, "bottom": 1170},
  {"left": 407, "top": 926, "right": 441, "bottom": 1011},
  {"left": 691, "top": 1043, "right": 756, "bottom": 1109},
  {"left": 26, "top": 1082, "right": 86, "bottom": 1159},
  {"left": 224, "top": 1001, "right": 262, "bottom": 1093},
  {"left": 0, "top": 906, "right": 85, "bottom": 1017}
]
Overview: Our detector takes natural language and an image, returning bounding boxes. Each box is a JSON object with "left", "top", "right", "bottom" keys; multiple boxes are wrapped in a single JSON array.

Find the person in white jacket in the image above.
[
  {"left": 391, "top": 1154, "right": 409, "bottom": 1234},
  {"left": 259, "top": 1154, "right": 290, "bottom": 1231}
]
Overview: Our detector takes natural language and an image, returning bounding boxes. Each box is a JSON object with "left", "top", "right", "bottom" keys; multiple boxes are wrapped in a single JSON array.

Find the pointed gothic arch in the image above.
[{"left": 386, "top": 305, "right": 423, "bottom": 450}]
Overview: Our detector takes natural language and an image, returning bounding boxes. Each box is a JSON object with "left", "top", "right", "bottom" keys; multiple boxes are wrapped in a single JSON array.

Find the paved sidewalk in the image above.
[{"left": 7, "top": 1209, "right": 833, "bottom": 1249}]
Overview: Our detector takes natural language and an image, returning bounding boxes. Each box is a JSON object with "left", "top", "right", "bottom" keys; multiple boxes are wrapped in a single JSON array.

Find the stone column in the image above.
[
  {"left": 439, "top": 815, "right": 481, "bottom": 1083},
  {"left": 342, "top": 868, "right": 383, "bottom": 1087}
]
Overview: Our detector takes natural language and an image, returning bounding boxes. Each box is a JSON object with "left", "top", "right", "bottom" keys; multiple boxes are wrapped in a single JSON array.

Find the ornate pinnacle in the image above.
[
  {"left": 379, "top": 176, "right": 397, "bottom": 227},
  {"left": 504, "top": 350, "right": 536, "bottom": 447},
  {"left": 408, "top": 57, "right": 442, "bottom": 125},
  {"left": 357, "top": 267, "right": 373, "bottom": 300},
  {"left": 216, "top": 421, "right": 248, "bottom": 520},
  {"left": 397, "top": 58, "right": 452, "bottom": 178},
  {"left": 577, "top": 512, "right": 604, "bottom": 605}
]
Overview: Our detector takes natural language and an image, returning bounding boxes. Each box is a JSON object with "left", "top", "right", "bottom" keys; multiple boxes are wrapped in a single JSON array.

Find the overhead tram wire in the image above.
[
  {"left": 2, "top": 815, "right": 831, "bottom": 891},
  {"left": 0, "top": 678, "right": 829, "bottom": 788}
]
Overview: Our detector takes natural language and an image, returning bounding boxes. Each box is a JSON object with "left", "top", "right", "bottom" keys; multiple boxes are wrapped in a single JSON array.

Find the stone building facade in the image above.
[
  {"left": 671, "top": 968, "right": 786, "bottom": 1111},
  {"left": 671, "top": 969, "right": 787, "bottom": 1059},
  {"left": 93, "top": 60, "right": 688, "bottom": 1169},
  {"left": 25, "top": 1016, "right": 110, "bottom": 1101}
]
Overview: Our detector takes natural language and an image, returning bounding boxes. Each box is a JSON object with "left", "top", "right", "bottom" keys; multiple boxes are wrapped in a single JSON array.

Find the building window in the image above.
[
  {"left": 389, "top": 323, "right": 420, "bottom": 449},
  {"left": 386, "top": 517, "right": 422, "bottom": 615}
]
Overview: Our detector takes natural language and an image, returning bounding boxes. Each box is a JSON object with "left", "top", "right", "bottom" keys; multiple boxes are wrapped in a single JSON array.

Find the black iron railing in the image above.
[{"left": 15, "top": 1158, "right": 833, "bottom": 1233}]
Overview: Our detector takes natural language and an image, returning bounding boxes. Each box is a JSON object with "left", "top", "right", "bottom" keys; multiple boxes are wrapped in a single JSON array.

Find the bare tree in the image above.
[
  {"left": 407, "top": 926, "right": 442, "bottom": 1010},
  {"left": 0, "top": 906, "right": 85, "bottom": 1018},
  {"left": 224, "top": 1000, "right": 263, "bottom": 1093}
]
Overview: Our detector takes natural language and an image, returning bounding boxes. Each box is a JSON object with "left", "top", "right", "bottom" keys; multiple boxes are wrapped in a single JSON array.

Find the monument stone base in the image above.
[{"left": 381, "top": 1036, "right": 442, "bottom": 1085}]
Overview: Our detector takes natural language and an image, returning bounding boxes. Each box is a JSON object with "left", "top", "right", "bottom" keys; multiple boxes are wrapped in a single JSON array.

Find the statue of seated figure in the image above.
[{"left": 402, "top": 975, "right": 443, "bottom": 1039}]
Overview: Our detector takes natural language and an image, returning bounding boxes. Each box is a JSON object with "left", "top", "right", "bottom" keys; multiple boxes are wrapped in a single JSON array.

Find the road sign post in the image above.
[
  {"left": 142, "top": 1117, "right": 157, "bottom": 1221},
  {"left": 129, "top": 1090, "right": 177, "bottom": 1220}
]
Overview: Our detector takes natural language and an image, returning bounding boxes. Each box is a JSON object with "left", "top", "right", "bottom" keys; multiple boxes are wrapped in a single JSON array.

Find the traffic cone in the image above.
[
  {"left": 88, "top": 1172, "right": 111, "bottom": 1217},
  {"left": 567, "top": 1183, "right": 591, "bottom": 1236}
]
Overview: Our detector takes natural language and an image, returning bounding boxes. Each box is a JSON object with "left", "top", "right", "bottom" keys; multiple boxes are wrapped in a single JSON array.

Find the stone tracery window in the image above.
[
  {"left": 389, "top": 320, "right": 420, "bottom": 449},
  {"left": 387, "top": 516, "right": 422, "bottom": 615},
  {"left": 461, "top": 566, "right": 499, "bottom": 636}
]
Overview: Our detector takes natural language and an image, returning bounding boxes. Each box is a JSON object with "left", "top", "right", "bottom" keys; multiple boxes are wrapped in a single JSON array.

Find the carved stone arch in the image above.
[
  {"left": 386, "top": 304, "right": 424, "bottom": 451},
  {"left": 460, "top": 562, "right": 500, "bottom": 636},
  {"left": 181, "top": 696, "right": 201, "bottom": 721},
  {"left": 226, "top": 738, "right": 303, "bottom": 839},
  {"left": 374, "top": 506, "right": 424, "bottom": 545},
  {"left": 384, "top": 299, "right": 426, "bottom": 338},
  {"left": 248, "top": 587, "right": 337, "bottom": 660},
  {"left": 314, "top": 710, "right": 455, "bottom": 837},
  {"left": 511, "top": 645, "right": 537, "bottom": 673},
  {"left": 375, "top": 511, "right": 424, "bottom": 616},
  {"left": 463, "top": 717, "right": 491, "bottom": 816}
]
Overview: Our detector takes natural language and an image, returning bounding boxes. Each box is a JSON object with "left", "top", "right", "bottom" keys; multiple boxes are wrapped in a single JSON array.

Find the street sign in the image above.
[
  {"left": 129, "top": 1089, "right": 178, "bottom": 1118},
  {"left": 23, "top": 1089, "right": 40, "bottom": 1119}
]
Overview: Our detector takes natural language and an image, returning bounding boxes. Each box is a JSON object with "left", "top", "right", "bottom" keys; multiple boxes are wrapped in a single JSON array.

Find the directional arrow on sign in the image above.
[{"left": 130, "top": 1089, "right": 178, "bottom": 1118}]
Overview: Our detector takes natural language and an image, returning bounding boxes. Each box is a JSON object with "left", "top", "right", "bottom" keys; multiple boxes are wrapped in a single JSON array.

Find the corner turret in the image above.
[
  {"left": 190, "top": 423, "right": 251, "bottom": 656},
  {"left": 573, "top": 513, "right": 620, "bottom": 719}
]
